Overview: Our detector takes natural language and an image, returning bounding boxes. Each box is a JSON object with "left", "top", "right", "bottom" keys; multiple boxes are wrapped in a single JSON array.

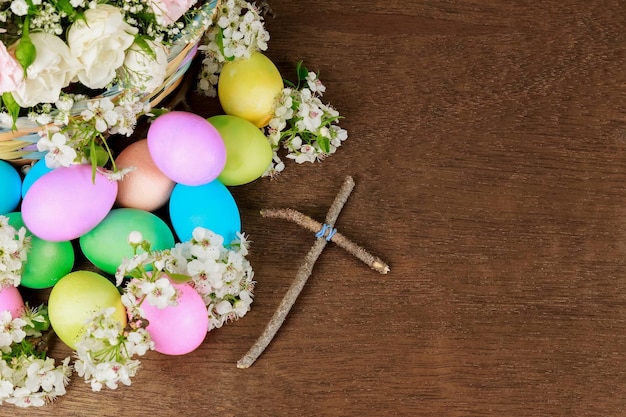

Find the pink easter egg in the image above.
[
  {"left": 147, "top": 111, "right": 226, "bottom": 186},
  {"left": 0, "top": 286, "right": 25, "bottom": 318},
  {"left": 22, "top": 164, "right": 118, "bottom": 241},
  {"left": 142, "top": 281, "right": 209, "bottom": 355}
]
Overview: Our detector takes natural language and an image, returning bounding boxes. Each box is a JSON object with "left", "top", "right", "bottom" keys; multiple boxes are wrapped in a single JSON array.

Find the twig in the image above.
[
  {"left": 260, "top": 208, "right": 390, "bottom": 274},
  {"left": 237, "top": 176, "right": 355, "bottom": 368}
]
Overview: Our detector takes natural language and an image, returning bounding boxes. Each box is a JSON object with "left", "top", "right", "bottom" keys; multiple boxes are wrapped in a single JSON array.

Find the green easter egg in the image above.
[
  {"left": 6, "top": 212, "right": 75, "bottom": 289},
  {"left": 79, "top": 208, "right": 175, "bottom": 275},
  {"left": 208, "top": 115, "right": 273, "bottom": 186}
]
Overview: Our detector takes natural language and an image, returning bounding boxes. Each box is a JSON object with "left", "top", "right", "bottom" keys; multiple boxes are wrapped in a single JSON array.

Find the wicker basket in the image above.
[{"left": 0, "top": 0, "right": 220, "bottom": 165}]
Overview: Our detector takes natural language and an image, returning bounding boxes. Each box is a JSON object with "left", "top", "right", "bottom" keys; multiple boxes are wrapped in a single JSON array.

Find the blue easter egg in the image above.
[
  {"left": 169, "top": 180, "right": 241, "bottom": 243},
  {"left": 0, "top": 160, "right": 21, "bottom": 215},
  {"left": 22, "top": 159, "right": 54, "bottom": 198}
]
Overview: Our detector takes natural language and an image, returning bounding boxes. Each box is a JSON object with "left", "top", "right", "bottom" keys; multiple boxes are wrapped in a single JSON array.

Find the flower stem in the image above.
[{"left": 237, "top": 176, "right": 355, "bottom": 369}]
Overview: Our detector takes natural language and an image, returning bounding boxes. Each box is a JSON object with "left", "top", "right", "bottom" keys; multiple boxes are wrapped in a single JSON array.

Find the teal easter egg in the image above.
[
  {"left": 0, "top": 160, "right": 21, "bottom": 215},
  {"left": 6, "top": 212, "right": 74, "bottom": 289},
  {"left": 208, "top": 115, "right": 273, "bottom": 186},
  {"left": 79, "top": 208, "right": 175, "bottom": 275},
  {"left": 22, "top": 159, "right": 54, "bottom": 198},
  {"left": 169, "top": 180, "right": 241, "bottom": 243}
]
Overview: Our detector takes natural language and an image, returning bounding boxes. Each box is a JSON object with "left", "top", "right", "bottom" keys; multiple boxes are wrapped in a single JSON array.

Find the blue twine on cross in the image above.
[{"left": 315, "top": 223, "right": 337, "bottom": 241}]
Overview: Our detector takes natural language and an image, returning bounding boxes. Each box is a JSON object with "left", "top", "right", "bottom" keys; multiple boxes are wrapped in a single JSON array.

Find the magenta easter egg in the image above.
[
  {"left": 21, "top": 164, "right": 118, "bottom": 241},
  {"left": 142, "top": 281, "right": 209, "bottom": 355},
  {"left": 147, "top": 111, "right": 226, "bottom": 186},
  {"left": 0, "top": 286, "right": 25, "bottom": 318}
]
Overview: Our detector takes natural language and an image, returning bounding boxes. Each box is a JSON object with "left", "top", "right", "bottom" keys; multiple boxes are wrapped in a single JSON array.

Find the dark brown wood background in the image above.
[{"left": 11, "top": 0, "right": 626, "bottom": 415}]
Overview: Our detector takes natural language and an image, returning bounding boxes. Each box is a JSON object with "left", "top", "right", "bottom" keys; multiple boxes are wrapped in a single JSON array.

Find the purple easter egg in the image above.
[
  {"left": 22, "top": 164, "right": 118, "bottom": 241},
  {"left": 147, "top": 111, "right": 226, "bottom": 186}
]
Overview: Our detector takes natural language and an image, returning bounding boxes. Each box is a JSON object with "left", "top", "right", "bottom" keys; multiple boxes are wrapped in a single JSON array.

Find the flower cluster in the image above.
[
  {"left": 263, "top": 65, "right": 348, "bottom": 177},
  {"left": 73, "top": 308, "right": 153, "bottom": 392},
  {"left": 0, "top": 216, "right": 30, "bottom": 288},
  {"left": 197, "top": 0, "right": 270, "bottom": 97},
  {"left": 65, "top": 226, "right": 254, "bottom": 391},
  {"left": 0, "top": 306, "right": 72, "bottom": 407},
  {"left": 168, "top": 227, "right": 255, "bottom": 331},
  {"left": 116, "top": 226, "right": 255, "bottom": 331},
  {"left": 197, "top": 4, "right": 348, "bottom": 177},
  {"left": 0, "top": 0, "right": 217, "bottom": 169}
]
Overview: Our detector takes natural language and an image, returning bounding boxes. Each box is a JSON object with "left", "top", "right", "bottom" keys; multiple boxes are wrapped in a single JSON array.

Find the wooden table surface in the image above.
[{"left": 11, "top": 0, "right": 626, "bottom": 416}]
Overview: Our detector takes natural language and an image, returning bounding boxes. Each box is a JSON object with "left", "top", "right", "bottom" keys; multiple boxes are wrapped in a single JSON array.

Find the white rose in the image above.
[
  {"left": 120, "top": 40, "right": 168, "bottom": 93},
  {"left": 67, "top": 4, "right": 138, "bottom": 89},
  {"left": 11, "top": 33, "right": 79, "bottom": 108}
]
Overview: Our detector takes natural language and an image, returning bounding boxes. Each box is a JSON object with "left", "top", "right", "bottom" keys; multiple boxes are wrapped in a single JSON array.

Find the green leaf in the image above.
[
  {"left": 216, "top": 28, "right": 234, "bottom": 61},
  {"left": 1, "top": 92, "right": 20, "bottom": 130},
  {"left": 283, "top": 78, "right": 296, "bottom": 88},
  {"left": 15, "top": 35, "right": 36, "bottom": 77},
  {"left": 296, "top": 60, "right": 309, "bottom": 81},
  {"left": 134, "top": 35, "right": 157, "bottom": 61},
  {"left": 148, "top": 107, "right": 170, "bottom": 119},
  {"left": 317, "top": 135, "right": 331, "bottom": 153},
  {"left": 167, "top": 273, "right": 193, "bottom": 284},
  {"left": 52, "top": 0, "right": 76, "bottom": 18},
  {"left": 89, "top": 144, "right": 110, "bottom": 167},
  {"left": 90, "top": 139, "right": 97, "bottom": 183}
]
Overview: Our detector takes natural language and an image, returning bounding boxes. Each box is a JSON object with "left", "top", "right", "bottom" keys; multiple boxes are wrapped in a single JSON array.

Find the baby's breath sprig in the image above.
[{"left": 263, "top": 63, "right": 348, "bottom": 178}]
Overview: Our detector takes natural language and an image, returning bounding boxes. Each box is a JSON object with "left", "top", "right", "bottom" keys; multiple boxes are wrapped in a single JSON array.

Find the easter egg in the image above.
[
  {"left": 141, "top": 281, "right": 208, "bottom": 355},
  {"left": 0, "top": 160, "right": 21, "bottom": 215},
  {"left": 80, "top": 208, "right": 175, "bottom": 275},
  {"left": 147, "top": 111, "right": 226, "bottom": 186},
  {"left": 208, "top": 115, "right": 273, "bottom": 186},
  {"left": 48, "top": 270, "right": 126, "bottom": 350},
  {"left": 21, "top": 164, "right": 118, "bottom": 241},
  {"left": 22, "top": 159, "right": 54, "bottom": 198},
  {"left": 0, "top": 286, "right": 25, "bottom": 318},
  {"left": 218, "top": 52, "right": 283, "bottom": 128},
  {"left": 114, "top": 139, "right": 175, "bottom": 211},
  {"left": 6, "top": 212, "right": 74, "bottom": 289},
  {"left": 169, "top": 180, "right": 241, "bottom": 243}
]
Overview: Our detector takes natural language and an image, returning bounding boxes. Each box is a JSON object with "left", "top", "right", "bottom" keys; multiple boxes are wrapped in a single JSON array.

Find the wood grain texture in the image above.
[{"left": 10, "top": 1, "right": 626, "bottom": 415}]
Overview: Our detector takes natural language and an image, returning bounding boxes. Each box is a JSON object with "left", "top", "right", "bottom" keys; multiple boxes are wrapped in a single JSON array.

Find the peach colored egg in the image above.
[
  {"left": 0, "top": 286, "right": 25, "bottom": 318},
  {"left": 115, "top": 139, "right": 175, "bottom": 211}
]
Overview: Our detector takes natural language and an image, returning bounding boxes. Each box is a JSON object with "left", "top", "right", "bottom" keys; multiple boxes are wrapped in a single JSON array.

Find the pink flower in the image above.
[
  {"left": 0, "top": 41, "right": 24, "bottom": 94},
  {"left": 149, "top": 0, "right": 197, "bottom": 26}
]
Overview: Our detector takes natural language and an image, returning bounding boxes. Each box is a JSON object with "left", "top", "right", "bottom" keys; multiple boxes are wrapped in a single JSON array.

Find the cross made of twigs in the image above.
[{"left": 237, "top": 176, "right": 390, "bottom": 368}]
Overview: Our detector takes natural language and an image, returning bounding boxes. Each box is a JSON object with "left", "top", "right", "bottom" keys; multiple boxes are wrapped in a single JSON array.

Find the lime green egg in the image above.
[
  {"left": 79, "top": 208, "right": 175, "bottom": 275},
  {"left": 208, "top": 115, "right": 273, "bottom": 186},
  {"left": 6, "top": 212, "right": 75, "bottom": 289}
]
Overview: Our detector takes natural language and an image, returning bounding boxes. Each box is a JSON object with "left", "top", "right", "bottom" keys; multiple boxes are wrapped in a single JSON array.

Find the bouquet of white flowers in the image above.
[{"left": 0, "top": 0, "right": 220, "bottom": 166}]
